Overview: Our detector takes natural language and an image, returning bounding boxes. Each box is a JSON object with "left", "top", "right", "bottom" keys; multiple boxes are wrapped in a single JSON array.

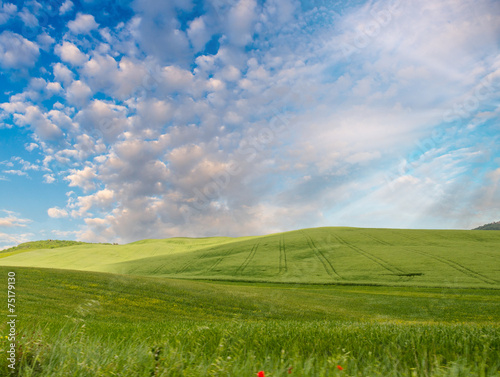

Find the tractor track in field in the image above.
[
  {"left": 207, "top": 248, "right": 233, "bottom": 273},
  {"left": 331, "top": 233, "right": 405, "bottom": 275},
  {"left": 176, "top": 248, "right": 219, "bottom": 274},
  {"left": 279, "top": 234, "right": 288, "bottom": 274},
  {"left": 176, "top": 255, "right": 199, "bottom": 274},
  {"left": 362, "top": 232, "right": 392, "bottom": 246},
  {"left": 236, "top": 243, "right": 260, "bottom": 274},
  {"left": 397, "top": 233, "right": 499, "bottom": 285},
  {"left": 302, "top": 232, "right": 341, "bottom": 279}
]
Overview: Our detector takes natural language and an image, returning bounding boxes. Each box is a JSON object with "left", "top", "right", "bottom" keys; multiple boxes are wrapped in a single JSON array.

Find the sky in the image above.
[{"left": 0, "top": 0, "right": 499, "bottom": 248}]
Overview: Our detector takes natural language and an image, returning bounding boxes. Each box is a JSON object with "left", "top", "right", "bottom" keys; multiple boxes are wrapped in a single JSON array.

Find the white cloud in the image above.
[
  {"left": 54, "top": 41, "right": 88, "bottom": 66},
  {"left": 226, "top": 0, "right": 258, "bottom": 46},
  {"left": 66, "top": 80, "right": 92, "bottom": 107},
  {"left": 0, "top": 211, "right": 32, "bottom": 227},
  {"left": 37, "top": 32, "right": 55, "bottom": 51},
  {"left": 46, "top": 81, "right": 63, "bottom": 93},
  {"left": 187, "top": 16, "right": 210, "bottom": 52},
  {"left": 12, "top": 105, "right": 63, "bottom": 140},
  {"left": 132, "top": 0, "right": 192, "bottom": 65},
  {"left": 59, "top": 0, "right": 74, "bottom": 15},
  {"left": 65, "top": 166, "right": 97, "bottom": 192},
  {"left": 48, "top": 207, "right": 69, "bottom": 218},
  {"left": 68, "top": 13, "right": 99, "bottom": 34},
  {"left": 0, "top": 232, "right": 34, "bottom": 250},
  {"left": 0, "top": 31, "right": 40, "bottom": 69},
  {"left": 43, "top": 174, "right": 56, "bottom": 184},
  {"left": 25, "top": 143, "right": 39, "bottom": 152},
  {"left": 81, "top": 54, "right": 149, "bottom": 99},
  {"left": 47, "top": 109, "right": 77, "bottom": 132},
  {"left": 19, "top": 7, "right": 38, "bottom": 27},
  {"left": 72, "top": 189, "right": 115, "bottom": 217},
  {"left": 3, "top": 170, "right": 28, "bottom": 177},
  {"left": 53, "top": 62, "right": 75, "bottom": 85},
  {"left": 11, "top": 156, "right": 40, "bottom": 171},
  {"left": 0, "top": 2, "right": 16, "bottom": 25},
  {"left": 74, "top": 99, "right": 129, "bottom": 143},
  {"left": 0, "top": 0, "right": 498, "bottom": 243},
  {"left": 134, "top": 99, "right": 173, "bottom": 128}
]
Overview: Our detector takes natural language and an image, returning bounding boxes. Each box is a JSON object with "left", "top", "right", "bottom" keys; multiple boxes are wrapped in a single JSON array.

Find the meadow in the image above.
[
  {"left": 1, "top": 227, "right": 499, "bottom": 288},
  {"left": 0, "top": 227, "right": 499, "bottom": 376}
]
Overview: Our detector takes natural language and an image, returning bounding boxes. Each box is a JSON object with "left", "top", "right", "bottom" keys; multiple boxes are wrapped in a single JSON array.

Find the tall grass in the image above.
[{"left": 3, "top": 321, "right": 499, "bottom": 376}]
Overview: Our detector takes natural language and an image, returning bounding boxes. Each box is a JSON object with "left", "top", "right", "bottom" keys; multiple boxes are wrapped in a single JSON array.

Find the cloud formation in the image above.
[
  {"left": 68, "top": 13, "right": 98, "bottom": 34},
  {"left": 0, "top": 211, "right": 31, "bottom": 227},
  {"left": 0, "top": 0, "right": 499, "bottom": 244},
  {"left": 0, "top": 31, "right": 39, "bottom": 69}
]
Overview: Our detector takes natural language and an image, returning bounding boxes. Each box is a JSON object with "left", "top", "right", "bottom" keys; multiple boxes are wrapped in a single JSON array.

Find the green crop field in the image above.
[
  {"left": 0, "top": 227, "right": 499, "bottom": 376},
  {"left": 1, "top": 227, "right": 499, "bottom": 288}
]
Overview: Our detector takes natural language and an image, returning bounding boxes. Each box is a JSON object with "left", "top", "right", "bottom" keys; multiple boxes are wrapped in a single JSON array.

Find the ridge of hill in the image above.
[
  {"left": 0, "top": 227, "right": 499, "bottom": 288},
  {"left": 0, "top": 239, "right": 92, "bottom": 256}
]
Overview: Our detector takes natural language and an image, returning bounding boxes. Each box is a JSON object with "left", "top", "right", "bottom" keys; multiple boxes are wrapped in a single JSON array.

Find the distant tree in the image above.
[{"left": 473, "top": 221, "right": 500, "bottom": 230}]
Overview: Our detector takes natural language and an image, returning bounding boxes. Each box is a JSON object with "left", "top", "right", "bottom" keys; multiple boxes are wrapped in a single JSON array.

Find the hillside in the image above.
[
  {"left": 1, "top": 227, "right": 499, "bottom": 288},
  {"left": 474, "top": 221, "right": 500, "bottom": 230}
]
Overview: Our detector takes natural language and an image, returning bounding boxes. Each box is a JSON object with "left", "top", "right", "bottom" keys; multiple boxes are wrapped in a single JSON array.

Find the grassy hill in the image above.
[
  {"left": 0, "top": 239, "right": 91, "bottom": 256},
  {"left": 0, "top": 227, "right": 499, "bottom": 288}
]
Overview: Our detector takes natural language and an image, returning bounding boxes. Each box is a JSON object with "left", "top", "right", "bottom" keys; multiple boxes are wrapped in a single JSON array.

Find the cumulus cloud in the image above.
[
  {"left": 59, "top": 0, "right": 74, "bottom": 15},
  {"left": 48, "top": 207, "right": 69, "bottom": 218},
  {"left": 81, "top": 54, "right": 149, "bottom": 99},
  {"left": 11, "top": 105, "right": 63, "bottom": 140},
  {"left": 1, "top": 0, "right": 499, "bottom": 244},
  {"left": 65, "top": 166, "right": 97, "bottom": 192},
  {"left": 227, "top": 0, "right": 258, "bottom": 46},
  {"left": 19, "top": 7, "right": 38, "bottom": 27},
  {"left": 52, "top": 62, "right": 74, "bottom": 85},
  {"left": 68, "top": 13, "right": 99, "bottom": 34},
  {"left": 66, "top": 80, "right": 92, "bottom": 107},
  {"left": 43, "top": 174, "right": 56, "bottom": 183},
  {"left": 71, "top": 189, "right": 115, "bottom": 217},
  {"left": 37, "top": 32, "right": 56, "bottom": 51},
  {"left": 74, "top": 99, "right": 129, "bottom": 143},
  {"left": 0, "top": 31, "right": 40, "bottom": 69},
  {"left": 54, "top": 41, "right": 88, "bottom": 66},
  {"left": 0, "top": 2, "right": 16, "bottom": 24},
  {"left": 187, "top": 16, "right": 210, "bottom": 52},
  {"left": 25, "top": 143, "right": 39, "bottom": 152},
  {"left": 132, "top": 0, "right": 193, "bottom": 65}
]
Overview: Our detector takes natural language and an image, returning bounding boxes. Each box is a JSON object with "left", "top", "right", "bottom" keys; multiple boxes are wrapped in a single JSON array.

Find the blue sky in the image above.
[{"left": 0, "top": 0, "right": 499, "bottom": 248}]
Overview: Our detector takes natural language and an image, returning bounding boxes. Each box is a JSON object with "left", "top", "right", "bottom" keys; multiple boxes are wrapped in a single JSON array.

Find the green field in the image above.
[
  {"left": 1, "top": 227, "right": 499, "bottom": 288},
  {"left": 0, "top": 227, "right": 499, "bottom": 376}
]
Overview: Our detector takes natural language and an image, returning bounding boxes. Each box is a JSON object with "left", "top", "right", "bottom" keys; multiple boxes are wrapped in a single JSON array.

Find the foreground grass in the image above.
[
  {"left": 0, "top": 266, "right": 498, "bottom": 376},
  {"left": 5, "top": 321, "right": 500, "bottom": 377}
]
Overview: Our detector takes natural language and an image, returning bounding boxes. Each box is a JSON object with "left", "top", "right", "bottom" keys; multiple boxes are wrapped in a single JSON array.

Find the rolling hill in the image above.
[{"left": 1, "top": 227, "right": 499, "bottom": 288}]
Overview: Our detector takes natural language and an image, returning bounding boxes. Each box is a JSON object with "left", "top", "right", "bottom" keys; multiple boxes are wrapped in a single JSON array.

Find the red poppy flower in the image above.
[
  {"left": 257, "top": 371, "right": 265, "bottom": 377},
  {"left": 288, "top": 366, "right": 293, "bottom": 374},
  {"left": 337, "top": 365, "right": 343, "bottom": 370}
]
